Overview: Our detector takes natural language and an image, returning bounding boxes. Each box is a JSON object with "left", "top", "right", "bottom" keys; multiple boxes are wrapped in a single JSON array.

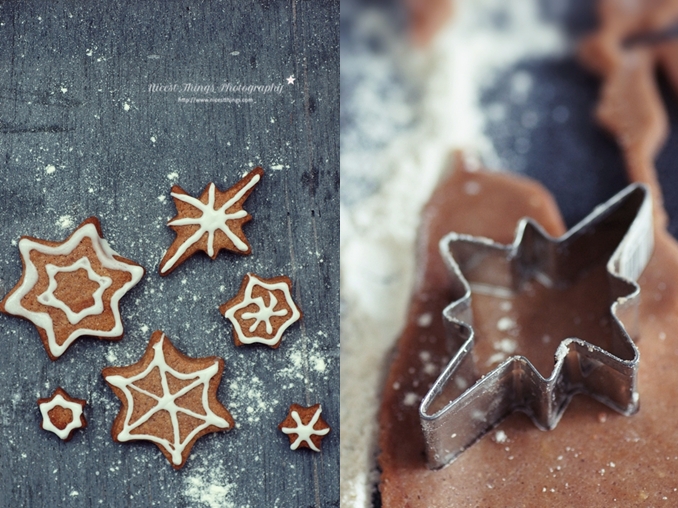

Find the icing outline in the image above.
[
  {"left": 39, "top": 391, "right": 86, "bottom": 441},
  {"left": 280, "top": 405, "right": 330, "bottom": 452},
  {"left": 37, "top": 257, "right": 113, "bottom": 325},
  {"left": 104, "top": 333, "right": 230, "bottom": 466},
  {"left": 222, "top": 273, "right": 301, "bottom": 347},
  {"left": 2, "top": 221, "right": 144, "bottom": 359},
  {"left": 160, "top": 170, "right": 262, "bottom": 274}
]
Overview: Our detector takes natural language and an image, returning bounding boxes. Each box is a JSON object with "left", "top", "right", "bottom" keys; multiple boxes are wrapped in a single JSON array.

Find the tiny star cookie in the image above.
[
  {"left": 278, "top": 403, "right": 330, "bottom": 452},
  {"left": 158, "top": 167, "right": 264, "bottom": 275},
  {"left": 102, "top": 330, "right": 235, "bottom": 469},
  {"left": 38, "top": 387, "right": 87, "bottom": 441},
  {"left": 219, "top": 273, "right": 302, "bottom": 348},
  {"left": 0, "top": 217, "right": 145, "bottom": 360}
]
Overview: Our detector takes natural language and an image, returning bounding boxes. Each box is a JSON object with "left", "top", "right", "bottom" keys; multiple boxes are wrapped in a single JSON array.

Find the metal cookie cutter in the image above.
[{"left": 419, "top": 183, "right": 653, "bottom": 469}]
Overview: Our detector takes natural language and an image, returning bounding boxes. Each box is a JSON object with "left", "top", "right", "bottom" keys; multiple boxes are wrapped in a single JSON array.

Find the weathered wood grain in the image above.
[{"left": 0, "top": 1, "right": 338, "bottom": 507}]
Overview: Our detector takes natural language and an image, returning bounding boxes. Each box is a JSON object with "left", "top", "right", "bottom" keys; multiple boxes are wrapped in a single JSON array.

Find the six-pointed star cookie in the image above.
[
  {"left": 0, "top": 217, "right": 145, "bottom": 360},
  {"left": 103, "top": 330, "right": 235, "bottom": 469},
  {"left": 159, "top": 167, "right": 264, "bottom": 275},
  {"left": 278, "top": 403, "right": 330, "bottom": 452},
  {"left": 38, "top": 387, "right": 87, "bottom": 441},
  {"left": 219, "top": 273, "right": 302, "bottom": 348}
]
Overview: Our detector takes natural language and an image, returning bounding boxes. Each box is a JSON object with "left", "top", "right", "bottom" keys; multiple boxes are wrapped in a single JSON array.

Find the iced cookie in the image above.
[
  {"left": 219, "top": 273, "right": 302, "bottom": 348},
  {"left": 159, "top": 167, "right": 264, "bottom": 275},
  {"left": 38, "top": 387, "right": 87, "bottom": 441},
  {"left": 102, "top": 330, "right": 235, "bottom": 469},
  {"left": 279, "top": 403, "right": 330, "bottom": 452},
  {"left": 0, "top": 217, "right": 145, "bottom": 360}
]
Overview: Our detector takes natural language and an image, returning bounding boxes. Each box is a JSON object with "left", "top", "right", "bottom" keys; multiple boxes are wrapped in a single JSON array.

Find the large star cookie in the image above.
[
  {"left": 219, "top": 273, "right": 302, "bottom": 348},
  {"left": 103, "top": 330, "right": 235, "bottom": 469},
  {"left": 278, "top": 403, "right": 330, "bottom": 452},
  {"left": 159, "top": 167, "right": 264, "bottom": 275},
  {"left": 0, "top": 217, "right": 145, "bottom": 360},
  {"left": 38, "top": 387, "right": 87, "bottom": 441}
]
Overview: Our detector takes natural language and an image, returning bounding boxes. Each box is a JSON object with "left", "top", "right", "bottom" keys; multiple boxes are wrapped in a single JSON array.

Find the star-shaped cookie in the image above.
[
  {"left": 219, "top": 273, "right": 302, "bottom": 348},
  {"left": 159, "top": 167, "right": 264, "bottom": 275},
  {"left": 38, "top": 387, "right": 87, "bottom": 441},
  {"left": 103, "top": 330, "right": 235, "bottom": 469},
  {"left": 0, "top": 217, "right": 145, "bottom": 360},
  {"left": 278, "top": 403, "right": 330, "bottom": 452}
]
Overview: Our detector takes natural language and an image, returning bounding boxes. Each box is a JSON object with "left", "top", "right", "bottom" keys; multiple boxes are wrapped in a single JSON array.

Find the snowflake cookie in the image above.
[
  {"left": 102, "top": 330, "right": 235, "bottom": 469},
  {"left": 219, "top": 273, "right": 302, "bottom": 348},
  {"left": 159, "top": 167, "right": 264, "bottom": 275},
  {"left": 278, "top": 403, "right": 330, "bottom": 452},
  {"left": 0, "top": 217, "right": 145, "bottom": 360},
  {"left": 38, "top": 387, "right": 87, "bottom": 441}
]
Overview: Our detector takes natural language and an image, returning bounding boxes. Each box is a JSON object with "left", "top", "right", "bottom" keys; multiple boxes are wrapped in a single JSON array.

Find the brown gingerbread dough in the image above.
[
  {"left": 405, "top": 0, "right": 454, "bottom": 46},
  {"left": 378, "top": 156, "right": 678, "bottom": 506},
  {"left": 379, "top": 3, "right": 678, "bottom": 504},
  {"left": 579, "top": 0, "right": 678, "bottom": 227}
]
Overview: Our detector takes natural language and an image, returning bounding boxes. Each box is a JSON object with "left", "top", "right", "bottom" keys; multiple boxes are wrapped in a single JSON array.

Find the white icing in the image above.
[
  {"left": 105, "top": 334, "right": 230, "bottom": 466},
  {"left": 281, "top": 405, "right": 329, "bottom": 452},
  {"left": 39, "top": 393, "right": 85, "bottom": 440},
  {"left": 223, "top": 274, "right": 301, "bottom": 346},
  {"left": 2, "top": 223, "right": 145, "bottom": 358},
  {"left": 160, "top": 172, "right": 261, "bottom": 274},
  {"left": 37, "top": 257, "right": 113, "bottom": 325},
  {"left": 241, "top": 292, "right": 288, "bottom": 334}
]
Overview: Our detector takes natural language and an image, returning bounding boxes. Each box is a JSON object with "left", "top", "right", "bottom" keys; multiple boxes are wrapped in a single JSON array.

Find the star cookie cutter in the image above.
[{"left": 419, "top": 183, "right": 653, "bottom": 469}]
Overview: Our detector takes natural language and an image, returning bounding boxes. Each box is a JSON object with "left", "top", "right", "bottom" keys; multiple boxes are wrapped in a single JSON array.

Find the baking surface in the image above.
[
  {"left": 0, "top": 1, "right": 339, "bottom": 507},
  {"left": 340, "top": 0, "right": 678, "bottom": 506}
]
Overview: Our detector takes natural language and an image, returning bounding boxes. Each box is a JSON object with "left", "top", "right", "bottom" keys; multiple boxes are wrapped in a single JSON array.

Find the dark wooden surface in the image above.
[{"left": 0, "top": 1, "right": 339, "bottom": 507}]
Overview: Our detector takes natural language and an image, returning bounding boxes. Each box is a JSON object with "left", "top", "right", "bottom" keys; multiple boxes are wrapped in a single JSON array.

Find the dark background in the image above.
[
  {"left": 0, "top": 1, "right": 339, "bottom": 507},
  {"left": 341, "top": 0, "right": 678, "bottom": 234}
]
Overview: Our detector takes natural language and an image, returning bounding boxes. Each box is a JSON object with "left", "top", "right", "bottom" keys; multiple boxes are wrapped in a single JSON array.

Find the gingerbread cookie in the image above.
[
  {"left": 159, "top": 167, "right": 264, "bottom": 275},
  {"left": 219, "top": 273, "right": 302, "bottom": 348},
  {"left": 102, "top": 330, "right": 235, "bottom": 469},
  {"left": 38, "top": 387, "right": 87, "bottom": 441},
  {"left": 0, "top": 217, "right": 145, "bottom": 360},
  {"left": 278, "top": 403, "right": 330, "bottom": 452}
]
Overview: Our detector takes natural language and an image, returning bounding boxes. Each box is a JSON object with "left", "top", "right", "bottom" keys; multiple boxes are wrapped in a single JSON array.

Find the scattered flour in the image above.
[
  {"left": 183, "top": 467, "right": 242, "bottom": 508},
  {"left": 496, "top": 316, "right": 517, "bottom": 332},
  {"left": 340, "top": 1, "right": 566, "bottom": 505},
  {"left": 402, "top": 392, "right": 419, "bottom": 406},
  {"left": 56, "top": 215, "right": 74, "bottom": 229},
  {"left": 313, "top": 356, "right": 327, "bottom": 373},
  {"left": 417, "top": 312, "right": 433, "bottom": 327},
  {"left": 105, "top": 350, "right": 117, "bottom": 364},
  {"left": 495, "top": 338, "right": 517, "bottom": 354}
]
